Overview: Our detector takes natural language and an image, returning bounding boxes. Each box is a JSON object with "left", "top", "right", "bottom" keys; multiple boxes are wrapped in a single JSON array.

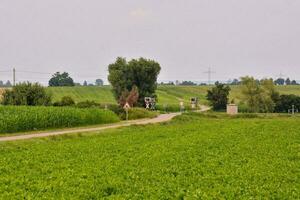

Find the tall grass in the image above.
[{"left": 0, "top": 106, "right": 120, "bottom": 133}]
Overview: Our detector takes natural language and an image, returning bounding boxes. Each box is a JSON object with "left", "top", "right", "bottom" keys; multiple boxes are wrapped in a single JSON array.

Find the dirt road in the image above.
[
  {"left": 0, "top": 106, "right": 211, "bottom": 142},
  {"left": 0, "top": 113, "right": 181, "bottom": 142}
]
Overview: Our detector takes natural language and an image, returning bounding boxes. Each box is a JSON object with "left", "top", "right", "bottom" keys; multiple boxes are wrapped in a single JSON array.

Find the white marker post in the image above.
[
  {"left": 288, "top": 105, "right": 298, "bottom": 116},
  {"left": 123, "top": 102, "right": 131, "bottom": 121},
  {"left": 180, "top": 101, "right": 184, "bottom": 113}
]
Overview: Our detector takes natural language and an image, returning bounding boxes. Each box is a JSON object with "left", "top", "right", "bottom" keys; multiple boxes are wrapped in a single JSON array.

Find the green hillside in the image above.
[
  {"left": 47, "top": 86, "right": 116, "bottom": 104},
  {"left": 47, "top": 85, "right": 300, "bottom": 106},
  {"left": 47, "top": 85, "right": 212, "bottom": 106}
]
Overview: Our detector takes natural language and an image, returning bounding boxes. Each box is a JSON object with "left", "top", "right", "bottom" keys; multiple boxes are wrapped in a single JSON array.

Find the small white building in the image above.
[{"left": 227, "top": 104, "right": 238, "bottom": 115}]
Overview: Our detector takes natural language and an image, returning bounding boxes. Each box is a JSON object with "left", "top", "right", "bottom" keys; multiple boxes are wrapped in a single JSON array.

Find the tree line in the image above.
[
  {"left": 229, "top": 77, "right": 298, "bottom": 85},
  {"left": 48, "top": 72, "right": 104, "bottom": 87},
  {"left": 0, "top": 80, "right": 12, "bottom": 87},
  {"left": 207, "top": 76, "right": 300, "bottom": 113},
  {"left": 160, "top": 77, "right": 299, "bottom": 86}
]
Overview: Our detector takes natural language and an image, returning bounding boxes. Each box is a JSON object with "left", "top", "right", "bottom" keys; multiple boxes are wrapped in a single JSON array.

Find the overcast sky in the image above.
[{"left": 0, "top": 0, "right": 300, "bottom": 85}]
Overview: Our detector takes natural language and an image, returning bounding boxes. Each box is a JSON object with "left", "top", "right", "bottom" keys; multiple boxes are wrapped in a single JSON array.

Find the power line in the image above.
[{"left": 203, "top": 67, "right": 216, "bottom": 85}]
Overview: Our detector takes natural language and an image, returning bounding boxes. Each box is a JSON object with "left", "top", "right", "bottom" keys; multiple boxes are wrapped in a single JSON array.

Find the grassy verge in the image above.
[
  {"left": 0, "top": 113, "right": 299, "bottom": 199},
  {"left": 119, "top": 108, "right": 159, "bottom": 120},
  {"left": 0, "top": 106, "right": 120, "bottom": 134}
]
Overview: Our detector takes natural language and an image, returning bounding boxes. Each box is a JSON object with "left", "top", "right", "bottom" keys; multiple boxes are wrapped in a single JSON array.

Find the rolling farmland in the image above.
[
  {"left": 1, "top": 85, "right": 300, "bottom": 106},
  {"left": 47, "top": 86, "right": 116, "bottom": 104},
  {"left": 46, "top": 85, "right": 300, "bottom": 106}
]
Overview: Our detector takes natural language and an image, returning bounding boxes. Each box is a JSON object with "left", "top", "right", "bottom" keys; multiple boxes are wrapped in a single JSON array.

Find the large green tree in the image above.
[
  {"left": 49, "top": 72, "right": 75, "bottom": 87},
  {"left": 241, "top": 76, "right": 279, "bottom": 113},
  {"left": 108, "top": 57, "right": 161, "bottom": 105},
  {"left": 206, "top": 82, "right": 231, "bottom": 111}
]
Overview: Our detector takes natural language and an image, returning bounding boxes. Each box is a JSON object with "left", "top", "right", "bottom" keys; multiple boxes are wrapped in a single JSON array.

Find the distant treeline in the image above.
[
  {"left": 0, "top": 80, "right": 12, "bottom": 87},
  {"left": 229, "top": 78, "right": 298, "bottom": 86},
  {"left": 160, "top": 78, "right": 299, "bottom": 86}
]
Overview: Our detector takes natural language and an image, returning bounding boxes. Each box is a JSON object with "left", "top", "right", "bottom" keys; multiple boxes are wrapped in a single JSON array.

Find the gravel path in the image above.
[
  {"left": 0, "top": 113, "right": 181, "bottom": 142},
  {"left": 0, "top": 106, "right": 211, "bottom": 142}
]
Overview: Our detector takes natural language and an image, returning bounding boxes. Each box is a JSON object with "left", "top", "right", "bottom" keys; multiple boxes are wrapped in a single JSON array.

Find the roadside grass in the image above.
[
  {"left": 0, "top": 106, "right": 119, "bottom": 134},
  {"left": 0, "top": 113, "right": 299, "bottom": 199}
]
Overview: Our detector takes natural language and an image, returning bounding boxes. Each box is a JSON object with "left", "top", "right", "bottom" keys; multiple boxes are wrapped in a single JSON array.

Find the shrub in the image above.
[
  {"left": 238, "top": 102, "right": 250, "bottom": 113},
  {"left": 0, "top": 106, "right": 120, "bottom": 133},
  {"left": 274, "top": 94, "right": 300, "bottom": 113},
  {"left": 53, "top": 96, "right": 75, "bottom": 107},
  {"left": 104, "top": 104, "right": 124, "bottom": 115},
  {"left": 76, "top": 100, "right": 101, "bottom": 108},
  {"left": 2, "top": 82, "right": 51, "bottom": 106},
  {"left": 61, "top": 96, "right": 75, "bottom": 106}
]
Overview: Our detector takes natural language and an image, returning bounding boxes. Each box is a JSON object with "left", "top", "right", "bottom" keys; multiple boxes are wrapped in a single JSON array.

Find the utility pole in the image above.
[
  {"left": 203, "top": 67, "right": 216, "bottom": 85},
  {"left": 13, "top": 68, "right": 16, "bottom": 86}
]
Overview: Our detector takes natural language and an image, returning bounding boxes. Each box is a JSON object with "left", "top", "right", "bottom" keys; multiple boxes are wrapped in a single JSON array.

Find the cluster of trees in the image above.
[
  {"left": 160, "top": 81, "right": 207, "bottom": 86},
  {"left": 108, "top": 57, "right": 161, "bottom": 106},
  {"left": 80, "top": 79, "right": 104, "bottom": 86},
  {"left": 275, "top": 95, "right": 300, "bottom": 113},
  {"left": 159, "top": 81, "right": 198, "bottom": 86},
  {"left": 180, "top": 81, "right": 197, "bottom": 86},
  {"left": 0, "top": 80, "right": 12, "bottom": 87},
  {"left": 228, "top": 78, "right": 298, "bottom": 86},
  {"left": 240, "top": 77, "right": 279, "bottom": 113},
  {"left": 160, "top": 81, "right": 175, "bottom": 86},
  {"left": 48, "top": 72, "right": 104, "bottom": 87},
  {"left": 274, "top": 78, "right": 298, "bottom": 85},
  {"left": 207, "top": 76, "right": 300, "bottom": 113}
]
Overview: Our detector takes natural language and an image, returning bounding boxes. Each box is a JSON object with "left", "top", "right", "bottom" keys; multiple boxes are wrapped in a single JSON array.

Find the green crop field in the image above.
[
  {"left": 47, "top": 86, "right": 116, "bottom": 104},
  {"left": 0, "top": 106, "right": 119, "bottom": 134},
  {"left": 45, "top": 85, "right": 300, "bottom": 106},
  {"left": 0, "top": 113, "right": 299, "bottom": 199}
]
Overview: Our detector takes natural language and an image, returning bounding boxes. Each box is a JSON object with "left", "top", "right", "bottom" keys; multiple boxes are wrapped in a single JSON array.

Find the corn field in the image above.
[{"left": 0, "top": 106, "right": 120, "bottom": 133}]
